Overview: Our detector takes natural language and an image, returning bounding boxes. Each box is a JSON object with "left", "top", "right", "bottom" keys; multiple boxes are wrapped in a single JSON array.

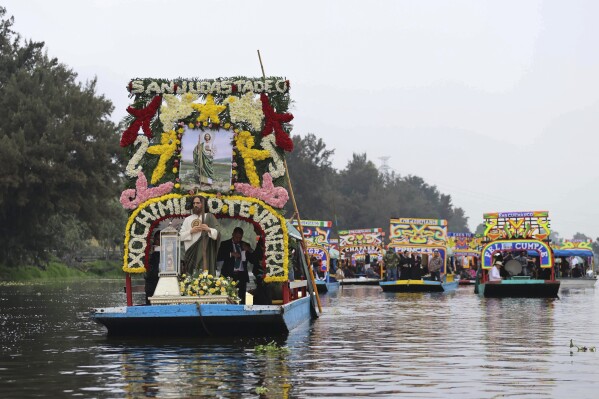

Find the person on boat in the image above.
[
  {"left": 411, "top": 254, "right": 423, "bottom": 279},
  {"left": 428, "top": 249, "right": 443, "bottom": 281},
  {"left": 364, "top": 252, "right": 371, "bottom": 272},
  {"left": 217, "top": 227, "right": 254, "bottom": 304},
  {"left": 248, "top": 237, "right": 271, "bottom": 305},
  {"left": 383, "top": 247, "right": 400, "bottom": 281},
  {"left": 559, "top": 257, "right": 570, "bottom": 277},
  {"left": 514, "top": 251, "right": 530, "bottom": 276},
  {"left": 180, "top": 195, "right": 220, "bottom": 276},
  {"left": 399, "top": 250, "right": 412, "bottom": 279},
  {"left": 489, "top": 260, "right": 503, "bottom": 281},
  {"left": 144, "top": 230, "right": 161, "bottom": 304}
]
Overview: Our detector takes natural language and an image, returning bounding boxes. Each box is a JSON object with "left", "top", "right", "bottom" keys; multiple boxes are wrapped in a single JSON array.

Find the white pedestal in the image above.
[{"left": 152, "top": 274, "right": 181, "bottom": 297}]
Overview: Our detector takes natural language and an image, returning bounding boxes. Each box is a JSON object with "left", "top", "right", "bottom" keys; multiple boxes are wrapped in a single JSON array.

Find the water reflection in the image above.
[{"left": 2, "top": 281, "right": 599, "bottom": 398}]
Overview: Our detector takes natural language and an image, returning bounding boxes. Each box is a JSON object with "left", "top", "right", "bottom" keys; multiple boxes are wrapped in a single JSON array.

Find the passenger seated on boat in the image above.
[
  {"left": 365, "top": 267, "right": 379, "bottom": 279},
  {"left": 572, "top": 265, "right": 583, "bottom": 278},
  {"left": 559, "top": 257, "right": 570, "bottom": 277},
  {"left": 342, "top": 264, "right": 355, "bottom": 278},
  {"left": 334, "top": 267, "right": 345, "bottom": 280},
  {"left": 489, "top": 261, "right": 503, "bottom": 281}
]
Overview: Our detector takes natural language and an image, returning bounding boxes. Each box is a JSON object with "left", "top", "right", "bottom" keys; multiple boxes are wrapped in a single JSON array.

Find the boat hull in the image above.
[
  {"left": 477, "top": 280, "right": 560, "bottom": 298},
  {"left": 379, "top": 279, "right": 459, "bottom": 293},
  {"left": 90, "top": 296, "right": 313, "bottom": 337},
  {"left": 315, "top": 280, "right": 340, "bottom": 293},
  {"left": 340, "top": 278, "right": 380, "bottom": 286}
]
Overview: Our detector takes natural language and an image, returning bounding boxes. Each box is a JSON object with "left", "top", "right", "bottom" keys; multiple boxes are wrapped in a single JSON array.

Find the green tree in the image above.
[{"left": 0, "top": 7, "right": 123, "bottom": 266}]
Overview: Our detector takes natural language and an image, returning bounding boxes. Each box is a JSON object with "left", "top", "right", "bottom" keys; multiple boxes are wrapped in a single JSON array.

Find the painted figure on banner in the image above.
[
  {"left": 193, "top": 132, "right": 215, "bottom": 186},
  {"left": 179, "top": 195, "right": 220, "bottom": 276}
]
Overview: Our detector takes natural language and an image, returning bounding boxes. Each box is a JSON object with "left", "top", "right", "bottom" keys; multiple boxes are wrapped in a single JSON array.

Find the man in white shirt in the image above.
[
  {"left": 180, "top": 195, "right": 220, "bottom": 275},
  {"left": 489, "top": 260, "right": 503, "bottom": 282}
]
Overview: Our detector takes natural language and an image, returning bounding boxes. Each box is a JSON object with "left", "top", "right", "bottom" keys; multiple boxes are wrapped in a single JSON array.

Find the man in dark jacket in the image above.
[{"left": 217, "top": 227, "right": 253, "bottom": 304}]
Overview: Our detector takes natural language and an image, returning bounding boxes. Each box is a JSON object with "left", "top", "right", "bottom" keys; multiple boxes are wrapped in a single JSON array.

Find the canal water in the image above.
[{"left": 1, "top": 280, "right": 599, "bottom": 398}]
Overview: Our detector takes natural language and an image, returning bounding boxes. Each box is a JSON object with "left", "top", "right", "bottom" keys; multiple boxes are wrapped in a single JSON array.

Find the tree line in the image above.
[{"left": 285, "top": 134, "right": 470, "bottom": 237}]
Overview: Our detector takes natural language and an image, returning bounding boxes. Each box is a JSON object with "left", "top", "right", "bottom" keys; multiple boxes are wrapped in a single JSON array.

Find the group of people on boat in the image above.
[{"left": 145, "top": 195, "right": 271, "bottom": 305}]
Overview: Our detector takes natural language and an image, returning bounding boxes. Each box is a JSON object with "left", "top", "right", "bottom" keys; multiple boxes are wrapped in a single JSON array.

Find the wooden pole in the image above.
[{"left": 257, "top": 50, "right": 322, "bottom": 313}]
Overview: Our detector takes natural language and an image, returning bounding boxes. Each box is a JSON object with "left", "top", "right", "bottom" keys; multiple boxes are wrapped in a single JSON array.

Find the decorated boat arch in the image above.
[
  {"left": 91, "top": 75, "right": 318, "bottom": 336},
  {"left": 552, "top": 239, "right": 596, "bottom": 288},
  {"left": 380, "top": 217, "right": 458, "bottom": 292},
  {"left": 388, "top": 218, "right": 449, "bottom": 272},
  {"left": 476, "top": 211, "right": 559, "bottom": 298},
  {"left": 338, "top": 228, "right": 384, "bottom": 264}
]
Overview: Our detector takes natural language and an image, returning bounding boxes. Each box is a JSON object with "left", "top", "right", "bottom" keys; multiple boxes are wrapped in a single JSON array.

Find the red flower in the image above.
[
  {"left": 231, "top": 84, "right": 238, "bottom": 93},
  {"left": 120, "top": 95, "right": 162, "bottom": 147},
  {"left": 260, "top": 93, "right": 294, "bottom": 152}
]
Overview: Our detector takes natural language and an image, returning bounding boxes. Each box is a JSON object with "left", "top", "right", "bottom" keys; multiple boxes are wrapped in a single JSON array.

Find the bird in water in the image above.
[{"left": 569, "top": 339, "right": 596, "bottom": 352}]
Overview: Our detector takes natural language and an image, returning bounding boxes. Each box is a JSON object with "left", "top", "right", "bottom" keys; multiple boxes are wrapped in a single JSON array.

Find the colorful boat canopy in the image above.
[
  {"left": 481, "top": 239, "right": 553, "bottom": 269},
  {"left": 389, "top": 218, "right": 447, "bottom": 247},
  {"left": 482, "top": 210, "right": 551, "bottom": 242},
  {"left": 338, "top": 228, "right": 383, "bottom": 248},
  {"left": 291, "top": 219, "right": 332, "bottom": 246},
  {"left": 448, "top": 232, "right": 481, "bottom": 256}
]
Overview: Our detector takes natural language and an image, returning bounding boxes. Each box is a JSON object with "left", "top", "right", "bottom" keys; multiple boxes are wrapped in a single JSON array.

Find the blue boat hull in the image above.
[
  {"left": 90, "top": 296, "right": 313, "bottom": 337},
  {"left": 379, "top": 279, "right": 459, "bottom": 293},
  {"left": 477, "top": 280, "right": 560, "bottom": 298}
]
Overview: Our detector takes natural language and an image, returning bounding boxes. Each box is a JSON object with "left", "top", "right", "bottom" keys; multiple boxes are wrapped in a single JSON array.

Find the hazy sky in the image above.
[{"left": 5, "top": 0, "right": 598, "bottom": 238}]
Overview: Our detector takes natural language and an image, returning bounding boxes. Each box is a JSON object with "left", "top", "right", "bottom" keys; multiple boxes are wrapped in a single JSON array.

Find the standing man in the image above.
[
  {"left": 179, "top": 195, "right": 220, "bottom": 276},
  {"left": 217, "top": 227, "right": 253, "bottom": 304},
  {"left": 428, "top": 249, "right": 444, "bottom": 281},
  {"left": 383, "top": 247, "right": 400, "bottom": 281}
]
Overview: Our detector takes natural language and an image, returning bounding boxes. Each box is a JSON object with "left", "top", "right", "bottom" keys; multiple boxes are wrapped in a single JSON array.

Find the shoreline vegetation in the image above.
[{"left": 0, "top": 260, "right": 125, "bottom": 282}]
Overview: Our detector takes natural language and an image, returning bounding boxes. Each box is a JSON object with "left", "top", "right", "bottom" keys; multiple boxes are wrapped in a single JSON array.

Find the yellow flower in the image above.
[
  {"left": 188, "top": 123, "right": 195, "bottom": 129},
  {"left": 222, "top": 205, "right": 229, "bottom": 213},
  {"left": 202, "top": 121, "right": 208, "bottom": 127},
  {"left": 224, "top": 123, "right": 231, "bottom": 129},
  {"left": 177, "top": 128, "right": 184, "bottom": 134},
  {"left": 199, "top": 290, "right": 205, "bottom": 295},
  {"left": 175, "top": 183, "right": 180, "bottom": 188},
  {"left": 173, "top": 167, "right": 178, "bottom": 173},
  {"left": 249, "top": 206, "right": 256, "bottom": 215}
]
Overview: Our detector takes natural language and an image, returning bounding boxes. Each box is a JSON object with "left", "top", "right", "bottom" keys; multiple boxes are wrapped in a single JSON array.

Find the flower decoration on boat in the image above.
[
  {"left": 120, "top": 78, "right": 294, "bottom": 282},
  {"left": 180, "top": 271, "right": 239, "bottom": 301},
  {"left": 120, "top": 95, "right": 162, "bottom": 147},
  {"left": 120, "top": 171, "right": 174, "bottom": 210},
  {"left": 260, "top": 134, "right": 285, "bottom": 179},
  {"left": 125, "top": 136, "right": 149, "bottom": 178},
  {"left": 159, "top": 93, "right": 198, "bottom": 131},
  {"left": 191, "top": 94, "right": 226, "bottom": 125},
  {"left": 235, "top": 173, "right": 289, "bottom": 208},
  {"left": 260, "top": 92, "right": 294, "bottom": 152},
  {"left": 235, "top": 130, "right": 270, "bottom": 186},
  {"left": 146, "top": 130, "right": 179, "bottom": 184},
  {"left": 226, "top": 93, "right": 264, "bottom": 131}
]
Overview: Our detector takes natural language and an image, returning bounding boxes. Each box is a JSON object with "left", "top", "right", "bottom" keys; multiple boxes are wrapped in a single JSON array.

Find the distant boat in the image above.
[{"left": 380, "top": 276, "right": 459, "bottom": 293}]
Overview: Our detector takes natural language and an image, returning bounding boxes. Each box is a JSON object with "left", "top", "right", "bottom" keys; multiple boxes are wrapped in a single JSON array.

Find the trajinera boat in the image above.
[
  {"left": 90, "top": 76, "right": 319, "bottom": 336},
  {"left": 447, "top": 232, "right": 482, "bottom": 285},
  {"left": 554, "top": 239, "right": 597, "bottom": 289},
  {"left": 292, "top": 219, "right": 339, "bottom": 294},
  {"left": 379, "top": 218, "right": 458, "bottom": 293},
  {"left": 338, "top": 228, "right": 384, "bottom": 285},
  {"left": 476, "top": 211, "right": 560, "bottom": 298}
]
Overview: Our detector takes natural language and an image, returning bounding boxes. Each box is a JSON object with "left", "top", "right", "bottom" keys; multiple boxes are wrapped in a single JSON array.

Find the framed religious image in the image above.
[{"left": 179, "top": 127, "right": 234, "bottom": 192}]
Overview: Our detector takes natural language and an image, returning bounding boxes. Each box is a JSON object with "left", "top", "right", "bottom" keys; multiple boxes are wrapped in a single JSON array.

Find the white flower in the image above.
[
  {"left": 225, "top": 93, "right": 264, "bottom": 131},
  {"left": 159, "top": 93, "right": 198, "bottom": 130}
]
